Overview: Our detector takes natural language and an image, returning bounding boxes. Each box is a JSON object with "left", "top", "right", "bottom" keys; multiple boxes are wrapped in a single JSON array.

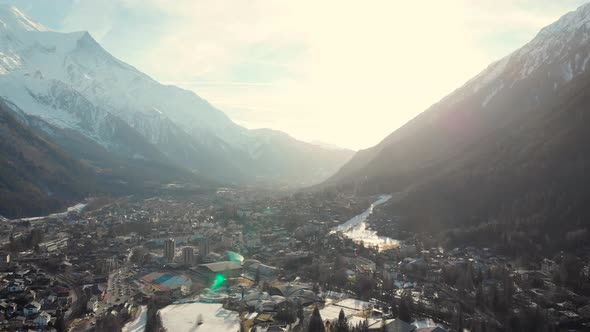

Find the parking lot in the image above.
[{"left": 97, "top": 267, "right": 136, "bottom": 314}]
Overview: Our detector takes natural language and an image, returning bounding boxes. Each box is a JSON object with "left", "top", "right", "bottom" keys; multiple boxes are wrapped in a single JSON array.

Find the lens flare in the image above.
[{"left": 212, "top": 274, "right": 225, "bottom": 290}]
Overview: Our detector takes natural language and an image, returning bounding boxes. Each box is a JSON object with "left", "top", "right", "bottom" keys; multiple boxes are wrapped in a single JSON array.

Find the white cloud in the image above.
[
  {"left": 55, "top": 0, "right": 589, "bottom": 149},
  {"left": 61, "top": 0, "right": 120, "bottom": 39}
]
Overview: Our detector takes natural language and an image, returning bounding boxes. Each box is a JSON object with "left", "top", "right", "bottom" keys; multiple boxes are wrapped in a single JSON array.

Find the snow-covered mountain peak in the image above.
[
  {"left": 0, "top": 6, "right": 93, "bottom": 79},
  {"left": 512, "top": 2, "right": 590, "bottom": 76},
  {"left": 535, "top": 2, "right": 590, "bottom": 40},
  {"left": 0, "top": 5, "right": 47, "bottom": 32},
  {"left": 0, "top": 6, "right": 354, "bottom": 185},
  {"left": 447, "top": 2, "right": 590, "bottom": 110}
]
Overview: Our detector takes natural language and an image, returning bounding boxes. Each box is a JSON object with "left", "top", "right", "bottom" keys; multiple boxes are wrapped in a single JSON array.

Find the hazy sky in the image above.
[{"left": 2, "top": 0, "right": 588, "bottom": 149}]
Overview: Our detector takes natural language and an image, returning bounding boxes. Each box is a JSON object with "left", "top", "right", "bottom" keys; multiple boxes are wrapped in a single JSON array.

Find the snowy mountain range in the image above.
[{"left": 0, "top": 5, "right": 353, "bottom": 186}]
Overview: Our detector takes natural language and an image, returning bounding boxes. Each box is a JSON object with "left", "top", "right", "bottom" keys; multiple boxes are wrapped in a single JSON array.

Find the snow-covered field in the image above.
[
  {"left": 412, "top": 318, "right": 447, "bottom": 329},
  {"left": 159, "top": 303, "right": 240, "bottom": 332},
  {"left": 320, "top": 305, "right": 358, "bottom": 322},
  {"left": 122, "top": 305, "right": 147, "bottom": 332},
  {"left": 321, "top": 298, "right": 372, "bottom": 322},
  {"left": 334, "top": 298, "right": 372, "bottom": 311}
]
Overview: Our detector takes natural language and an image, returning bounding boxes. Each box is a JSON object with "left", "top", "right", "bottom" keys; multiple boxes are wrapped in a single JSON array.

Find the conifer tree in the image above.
[{"left": 308, "top": 306, "right": 326, "bottom": 332}]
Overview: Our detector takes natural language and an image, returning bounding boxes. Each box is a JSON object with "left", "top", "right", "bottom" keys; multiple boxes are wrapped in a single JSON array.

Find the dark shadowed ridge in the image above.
[{"left": 319, "top": 2, "right": 590, "bottom": 251}]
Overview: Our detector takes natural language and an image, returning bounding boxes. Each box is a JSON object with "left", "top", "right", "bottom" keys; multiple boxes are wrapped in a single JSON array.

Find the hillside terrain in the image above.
[
  {"left": 0, "top": 5, "right": 352, "bottom": 187},
  {"left": 0, "top": 99, "right": 91, "bottom": 217},
  {"left": 324, "top": 3, "right": 590, "bottom": 251}
]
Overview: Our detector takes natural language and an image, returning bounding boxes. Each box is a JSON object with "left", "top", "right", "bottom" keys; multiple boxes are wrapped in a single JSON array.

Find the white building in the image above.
[
  {"left": 33, "top": 311, "right": 52, "bottom": 327},
  {"left": 23, "top": 302, "right": 41, "bottom": 317},
  {"left": 87, "top": 295, "right": 99, "bottom": 312}
]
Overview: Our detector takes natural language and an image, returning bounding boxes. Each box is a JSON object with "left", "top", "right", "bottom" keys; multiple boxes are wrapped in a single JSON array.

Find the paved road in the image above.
[{"left": 56, "top": 273, "right": 84, "bottom": 322}]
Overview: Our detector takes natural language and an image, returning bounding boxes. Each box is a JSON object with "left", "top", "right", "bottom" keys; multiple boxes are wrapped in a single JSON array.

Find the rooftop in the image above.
[{"left": 199, "top": 261, "right": 242, "bottom": 273}]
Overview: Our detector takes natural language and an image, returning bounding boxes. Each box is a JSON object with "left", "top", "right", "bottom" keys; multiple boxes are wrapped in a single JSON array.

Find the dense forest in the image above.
[{"left": 0, "top": 100, "right": 92, "bottom": 218}]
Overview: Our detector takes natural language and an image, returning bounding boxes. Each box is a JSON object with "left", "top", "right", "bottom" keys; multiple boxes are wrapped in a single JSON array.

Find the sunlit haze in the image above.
[
  {"left": 3, "top": 0, "right": 587, "bottom": 149},
  {"left": 1, "top": 1, "right": 590, "bottom": 329}
]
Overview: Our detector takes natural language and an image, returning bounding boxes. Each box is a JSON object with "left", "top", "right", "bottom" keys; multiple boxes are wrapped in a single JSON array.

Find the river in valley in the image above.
[{"left": 331, "top": 194, "right": 399, "bottom": 251}]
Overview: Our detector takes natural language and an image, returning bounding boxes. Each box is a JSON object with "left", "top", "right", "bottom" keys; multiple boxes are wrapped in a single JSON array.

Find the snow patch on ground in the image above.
[
  {"left": 482, "top": 83, "right": 504, "bottom": 108},
  {"left": 563, "top": 61, "right": 574, "bottom": 81},
  {"left": 471, "top": 56, "right": 510, "bottom": 93},
  {"left": 583, "top": 54, "right": 590, "bottom": 71},
  {"left": 159, "top": 303, "right": 240, "bottom": 332},
  {"left": 122, "top": 306, "right": 147, "bottom": 332}
]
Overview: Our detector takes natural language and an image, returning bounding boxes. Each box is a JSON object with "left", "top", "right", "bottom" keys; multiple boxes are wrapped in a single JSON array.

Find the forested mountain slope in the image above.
[
  {"left": 322, "top": 3, "right": 590, "bottom": 251},
  {"left": 0, "top": 100, "right": 91, "bottom": 217}
]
